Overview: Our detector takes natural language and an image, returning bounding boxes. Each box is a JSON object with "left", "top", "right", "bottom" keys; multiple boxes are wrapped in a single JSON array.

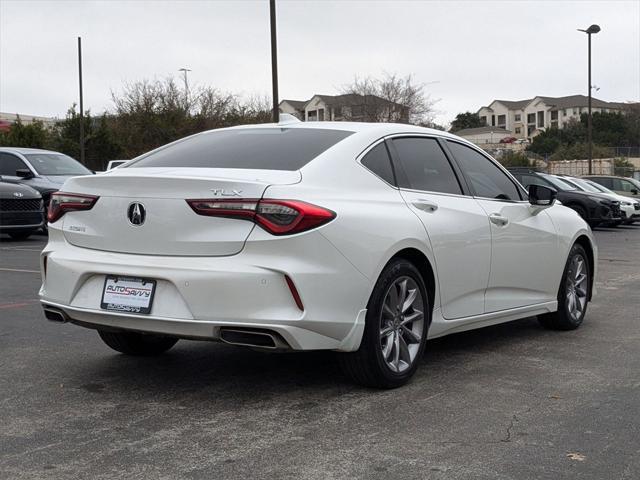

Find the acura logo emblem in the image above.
[
  {"left": 127, "top": 202, "right": 146, "bottom": 226},
  {"left": 13, "top": 192, "right": 24, "bottom": 197}
]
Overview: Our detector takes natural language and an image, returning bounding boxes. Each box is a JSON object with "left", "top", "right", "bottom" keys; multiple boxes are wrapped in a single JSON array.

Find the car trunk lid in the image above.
[{"left": 59, "top": 168, "right": 300, "bottom": 256}]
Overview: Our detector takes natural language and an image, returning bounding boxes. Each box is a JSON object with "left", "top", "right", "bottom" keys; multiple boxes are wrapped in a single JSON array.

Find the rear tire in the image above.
[
  {"left": 538, "top": 243, "right": 590, "bottom": 331},
  {"left": 339, "top": 259, "right": 429, "bottom": 388},
  {"left": 98, "top": 330, "right": 178, "bottom": 356}
]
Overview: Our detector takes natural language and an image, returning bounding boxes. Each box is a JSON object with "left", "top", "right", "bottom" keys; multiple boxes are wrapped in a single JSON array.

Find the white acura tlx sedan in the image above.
[{"left": 40, "top": 118, "right": 596, "bottom": 388}]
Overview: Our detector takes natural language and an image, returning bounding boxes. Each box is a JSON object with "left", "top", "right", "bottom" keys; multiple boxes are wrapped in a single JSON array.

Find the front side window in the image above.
[
  {"left": 130, "top": 128, "right": 354, "bottom": 171},
  {"left": 392, "top": 137, "right": 462, "bottom": 195},
  {"left": 361, "top": 142, "right": 395, "bottom": 186},
  {"left": 446, "top": 141, "right": 522, "bottom": 201},
  {"left": 0, "top": 152, "right": 28, "bottom": 176},
  {"left": 24, "top": 153, "right": 91, "bottom": 175},
  {"left": 616, "top": 179, "right": 638, "bottom": 192}
]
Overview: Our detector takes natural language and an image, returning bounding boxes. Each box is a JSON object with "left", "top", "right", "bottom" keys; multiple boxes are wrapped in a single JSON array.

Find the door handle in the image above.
[
  {"left": 489, "top": 213, "right": 509, "bottom": 226},
  {"left": 413, "top": 199, "right": 438, "bottom": 212}
]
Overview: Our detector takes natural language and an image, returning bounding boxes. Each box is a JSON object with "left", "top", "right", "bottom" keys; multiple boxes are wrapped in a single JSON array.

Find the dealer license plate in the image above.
[{"left": 101, "top": 276, "right": 156, "bottom": 314}]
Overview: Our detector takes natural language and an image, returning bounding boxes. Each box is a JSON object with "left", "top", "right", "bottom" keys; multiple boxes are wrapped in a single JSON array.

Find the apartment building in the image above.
[
  {"left": 280, "top": 94, "right": 408, "bottom": 123},
  {"left": 477, "top": 95, "right": 630, "bottom": 139}
]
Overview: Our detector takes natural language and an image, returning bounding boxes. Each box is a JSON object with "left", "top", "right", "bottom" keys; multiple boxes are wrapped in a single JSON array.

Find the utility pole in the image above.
[
  {"left": 77, "top": 36, "right": 85, "bottom": 165},
  {"left": 270, "top": 0, "right": 279, "bottom": 123},
  {"left": 179, "top": 67, "right": 191, "bottom": 108},
  {"left": 578, "top": 24, "right": 600, "bottom": 175}
]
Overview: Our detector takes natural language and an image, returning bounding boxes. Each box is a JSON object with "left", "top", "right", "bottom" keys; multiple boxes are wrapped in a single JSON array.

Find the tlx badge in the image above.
[{"left": 210, "top": 189, "right": 243, "bottom": 197}]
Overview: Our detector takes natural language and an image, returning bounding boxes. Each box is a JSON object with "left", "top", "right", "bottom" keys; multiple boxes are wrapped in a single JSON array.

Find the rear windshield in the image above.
[
  {"left": 541, "top": 174, "right": 577, "bottom": 191},
  {"left": 128, "top": 128, "right": 354, "bottom": 171}
]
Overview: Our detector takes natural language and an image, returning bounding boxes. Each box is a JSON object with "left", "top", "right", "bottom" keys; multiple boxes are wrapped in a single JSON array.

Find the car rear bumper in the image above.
[{"left": 39, "top": 227, "right": 370, "bottom": 352}]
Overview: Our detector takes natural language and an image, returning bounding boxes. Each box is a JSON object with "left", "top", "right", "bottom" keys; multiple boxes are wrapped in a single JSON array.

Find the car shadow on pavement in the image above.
[{"left": 62, "top": 316, "right": 550, "bottom": 397}]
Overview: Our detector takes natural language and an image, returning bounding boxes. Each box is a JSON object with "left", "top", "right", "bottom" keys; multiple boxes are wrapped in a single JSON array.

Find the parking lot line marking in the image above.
[
  {"left": 0, "top": 267, "right": 40, "bottom": 274},
  {"left": 0, "top": 301, "right": 38, "bottom": 309}
]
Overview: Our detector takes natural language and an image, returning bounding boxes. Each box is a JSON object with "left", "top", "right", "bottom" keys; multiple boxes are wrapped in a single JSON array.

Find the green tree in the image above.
[
  {"left": 449, "top": 112, "right": 484, "bottom": 132},
  {"left": 50, "top": 105, "right": 123, "bottom": 171},
  {"left": 0, "top": 118, "right": 52, "bottom": 148}
]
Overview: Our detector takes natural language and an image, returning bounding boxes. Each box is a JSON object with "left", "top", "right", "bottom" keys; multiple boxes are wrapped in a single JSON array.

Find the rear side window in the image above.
[
  {"left": 129, "top": 128, "right": 354, "bottom": 171},
  {"left": 447, "top": 141, "right": 522, "bottom": 201},
  {"left": 391, "top": 137, "right": 462, "bottom": 195},
  {"left": 361, "top": 142, "right": 395, "bottom": 186}
]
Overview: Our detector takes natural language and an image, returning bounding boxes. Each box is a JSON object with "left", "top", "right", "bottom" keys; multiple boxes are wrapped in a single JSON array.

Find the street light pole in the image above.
[
  {"left": 77, "top": 36, "right": 85, "bottom": 165},
  {"left": 578, "top": 24, "right": 600, "bottom": 175},
  {"left": 269, "top": 0, "right": 279, "bottom": 123},
  {"left": 178, "top": 67, "right": 191, "bottom": 108}
]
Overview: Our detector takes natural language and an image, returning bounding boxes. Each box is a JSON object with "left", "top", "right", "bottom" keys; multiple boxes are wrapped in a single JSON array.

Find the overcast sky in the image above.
[{"left": 1, "top": 0, "right": 639, "bottom": 125}]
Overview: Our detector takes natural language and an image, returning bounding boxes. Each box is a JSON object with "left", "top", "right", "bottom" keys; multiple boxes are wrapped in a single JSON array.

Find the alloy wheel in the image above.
[
  {"left": 379, "top": 276, "right": 425, "bottom": 373},
  {"left": 565, "top": 254, "right": 588, "bottom": 320}
]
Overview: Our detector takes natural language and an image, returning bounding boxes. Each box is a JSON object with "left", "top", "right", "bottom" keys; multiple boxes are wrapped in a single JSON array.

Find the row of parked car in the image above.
[
  {"left": 508, "top": 168, "right": 640, "bottom": 227},
  {"left": 0, "top": 147, "right": 128, "bottom": 240},
  {"left": 1, "top": 146, "right": 639, "bottom": 240}
]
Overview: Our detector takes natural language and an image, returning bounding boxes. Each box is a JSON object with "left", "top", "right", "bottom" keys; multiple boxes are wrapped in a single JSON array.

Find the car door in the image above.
[
  {"left": 445, "top": 140, "right": 560, "bottom": 312},
  {"left": 388, "top": 136, "right": 491, "bottom": 319}
]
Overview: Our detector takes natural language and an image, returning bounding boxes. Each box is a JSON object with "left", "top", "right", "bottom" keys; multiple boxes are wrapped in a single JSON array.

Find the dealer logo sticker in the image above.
[{"left": 127, "top": 202, "right": 146, "bottom": 226}]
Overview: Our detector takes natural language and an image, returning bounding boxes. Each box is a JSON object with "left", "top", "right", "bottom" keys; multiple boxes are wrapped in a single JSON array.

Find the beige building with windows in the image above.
[
  {"left": 279, "top": 94, "right": 408, "bottom": 123},
  {"left": 477, "top": 95, "right": 631, "bottom": 139}
]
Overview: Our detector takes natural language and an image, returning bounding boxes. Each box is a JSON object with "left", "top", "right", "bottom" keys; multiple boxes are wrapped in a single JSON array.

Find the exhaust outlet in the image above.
[
  {"left": 219, "top": 328, "right": 287, "bottom": 350},
  {"left": 43, "top": 307, "right": 69, "bottom": 323}
]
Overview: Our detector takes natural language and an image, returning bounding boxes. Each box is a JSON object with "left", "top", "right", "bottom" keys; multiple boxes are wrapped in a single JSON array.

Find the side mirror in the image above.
[
  {"left": 528, "top": 184, "right": 557, "bottom": 207},
  {"left": 16, "top": 169, "right": 34, "bottom": 179},
  {"left": 631, "top": 188, "right": 638, "bottom": 195}
]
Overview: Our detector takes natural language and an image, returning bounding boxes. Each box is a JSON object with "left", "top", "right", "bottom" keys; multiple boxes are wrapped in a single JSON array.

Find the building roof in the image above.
[
  {"left": 279, "top": 99, "right": 308, "bottom": 110},
  {"left": 479, "top": 95, "right": 634, "bottom": 114},
  {"left": 282, "top": 93, "right": 405, "bottom": 110},
  {"left": 535, "top": 95, "right": 617, "bottom": 110},
  {"left": 494, "top": 99, "right": 533, "bottom": 110},
  {"left": 455, "top": 126, "right": 512, "bottom": 136}
]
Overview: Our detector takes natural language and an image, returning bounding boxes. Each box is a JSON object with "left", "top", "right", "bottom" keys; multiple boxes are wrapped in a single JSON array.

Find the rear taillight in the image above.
[
  {"left": 48, "top": 192, "right": 99, "bottom": 223},
  {"left": 186, "top": 198, "right": 335, "bottom": 235}
]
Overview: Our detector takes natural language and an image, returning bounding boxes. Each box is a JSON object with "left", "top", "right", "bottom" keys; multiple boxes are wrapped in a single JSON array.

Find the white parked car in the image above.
[
  {"left": 573, "top": 177, "right": 639, "bottom": 224},
  {"left": 39, "top": 120, "right": 597, "bottom": 388}
]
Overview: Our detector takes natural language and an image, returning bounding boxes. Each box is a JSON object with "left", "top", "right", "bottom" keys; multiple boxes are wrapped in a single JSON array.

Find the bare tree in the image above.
[
  {"left": 109, "top": 78, "right": 271, "bottom": 157},
  {"left": 341, "top": 73, "right": 437, "bottom": 124}
]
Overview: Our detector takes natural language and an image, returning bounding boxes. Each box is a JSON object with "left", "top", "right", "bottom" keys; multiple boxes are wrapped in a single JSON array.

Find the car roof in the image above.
[
  {"left": 223, "top": 120, "right": 464, "bottom": 141},
  {"left": 0, "top": 147, "right": 62, "bottom": 155}
]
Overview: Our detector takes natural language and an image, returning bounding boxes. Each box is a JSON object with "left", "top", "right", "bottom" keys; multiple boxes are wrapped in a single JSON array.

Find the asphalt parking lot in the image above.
[{"left": 1, "top": 226, "right": 639, "bottom": 480}]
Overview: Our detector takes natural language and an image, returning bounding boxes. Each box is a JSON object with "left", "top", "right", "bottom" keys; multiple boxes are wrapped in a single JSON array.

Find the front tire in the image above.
[
  {"left": 340, "top": 259, "right": 429, "bottom": 388},
  {"left": 98, "top": 330, "right": 178, "bottom": 356},
  {"left": 538, "top": 243, "right": 590, "bottom": 330}
]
